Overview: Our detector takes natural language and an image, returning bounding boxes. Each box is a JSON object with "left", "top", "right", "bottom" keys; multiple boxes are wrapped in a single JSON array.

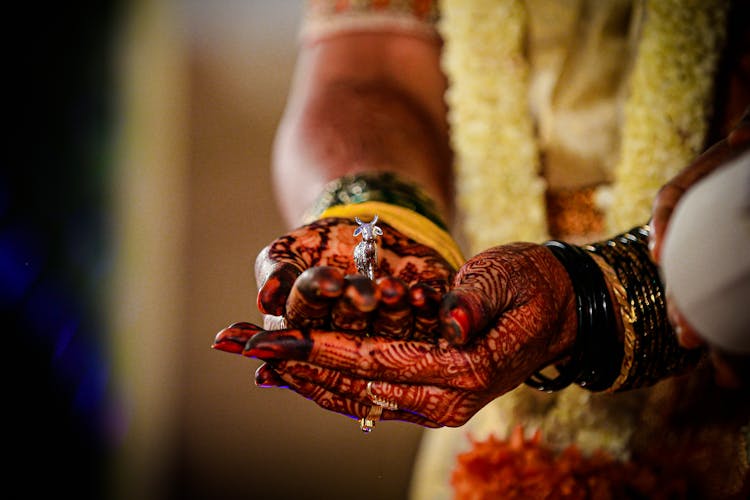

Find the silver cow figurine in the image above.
[{"left": 353, "top": 215, "right": 382, "bottom": 280}]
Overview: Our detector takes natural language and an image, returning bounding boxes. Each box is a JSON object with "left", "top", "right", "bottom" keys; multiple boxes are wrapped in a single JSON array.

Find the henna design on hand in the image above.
[
  {"left": 373, "top": 277, "right": 413, "bottom": 339},
  {"left": 254, "top": 217, "right": 454, "bottom": 339},
  {"left": 218, "top": 243, "right": 578, "bottom": 427},
  {"left": 285, "top": 266, "right": 344, "bottom": 329},
  {"left": 330, "top": 275, "right": 380, "bottom": 332},
  {"left": 409, "top": 283, "right": 441, "bottom": 341}
]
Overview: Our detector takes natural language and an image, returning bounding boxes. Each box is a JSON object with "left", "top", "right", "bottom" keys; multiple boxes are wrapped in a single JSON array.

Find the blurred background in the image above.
[{"left": 9, "top": 1, "right": 426, "bottom": 499}]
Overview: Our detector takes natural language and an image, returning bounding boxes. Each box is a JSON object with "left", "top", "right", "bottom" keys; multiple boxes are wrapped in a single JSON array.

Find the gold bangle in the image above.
[{"left": 588, "top": 253, "right": 637, "bottom": 392}]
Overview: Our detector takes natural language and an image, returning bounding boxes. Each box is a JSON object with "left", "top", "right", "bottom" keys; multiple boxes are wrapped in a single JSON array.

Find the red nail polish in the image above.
[{"left": 448, "top": 307, "right": 470, "bottom": 344}]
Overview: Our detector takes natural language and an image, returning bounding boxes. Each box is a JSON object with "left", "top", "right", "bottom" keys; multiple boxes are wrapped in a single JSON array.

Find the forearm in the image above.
[{"left": 272, "top": 32, "right": 453, "bottom": 227}]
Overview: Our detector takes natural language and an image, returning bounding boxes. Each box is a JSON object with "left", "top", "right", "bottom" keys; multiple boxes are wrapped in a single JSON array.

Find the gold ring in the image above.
[
  {"left": 366, "top": 381, "right": 399, "bottom": 411},
  {"left": 359, "top": 405, "right": 383, "bottom": 433}
]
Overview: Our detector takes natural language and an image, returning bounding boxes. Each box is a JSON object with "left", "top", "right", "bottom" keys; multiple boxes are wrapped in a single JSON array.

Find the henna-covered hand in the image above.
[
  {"left": 215, "top": 243, "right": 577, "bottom": 427},
  {"left": 254, "top": 217, "right": 454, "bottom": 339}
]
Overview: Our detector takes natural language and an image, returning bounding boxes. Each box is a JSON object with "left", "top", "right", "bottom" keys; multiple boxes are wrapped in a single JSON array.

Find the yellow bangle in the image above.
[{"left": 318, "top": 201, "right": 465, "bottom": 270}]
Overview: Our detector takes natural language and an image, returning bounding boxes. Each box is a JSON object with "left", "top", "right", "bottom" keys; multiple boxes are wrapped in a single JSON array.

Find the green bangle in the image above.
[{"left": 304, "top": 171, "right": 448, "bottom": 230}]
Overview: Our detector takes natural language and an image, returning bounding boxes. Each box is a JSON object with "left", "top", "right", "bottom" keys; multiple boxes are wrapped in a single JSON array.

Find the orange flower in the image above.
[{"left": 451, "top": 426, "right": 688, "bottom": 499}]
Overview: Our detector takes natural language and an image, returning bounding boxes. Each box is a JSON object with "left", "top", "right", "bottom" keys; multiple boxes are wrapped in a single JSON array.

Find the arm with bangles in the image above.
[
  {"left": 213, "top": 23, "right": 749, "bottom": 427},
  {"left": 252, "top": 28, "right": 463, "bottom": 341},
  {"left": 272, "top": 30, "right": 454, "bottom": 227},
  {"left": 214, "top": 24, "right": 587, "bottom": 425},
  {"left": 215, "top": 223, "right": 703, "bottom": 428},
  {"left": 214, "top": 121, "right": 750, "bottom": 427}
]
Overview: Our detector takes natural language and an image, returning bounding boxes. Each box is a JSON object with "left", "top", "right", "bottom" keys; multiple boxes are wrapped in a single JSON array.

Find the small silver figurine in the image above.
[{"left": 353, "top": 215, "right": 382, "bottom": 280}]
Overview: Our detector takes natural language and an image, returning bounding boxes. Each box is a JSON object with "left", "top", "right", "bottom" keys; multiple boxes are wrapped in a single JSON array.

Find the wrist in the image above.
[
  {"left": 586, "top": 225, "right": 703, "bottom": 392},
  {"left": 305, "top": 172, "right": 464, "bottom": 271},
  {"left": 305, "top": 171, "right": 448, "bottom": 229},
  {"left": 526, "top": 241, "right": 622, "bottom": 392}
]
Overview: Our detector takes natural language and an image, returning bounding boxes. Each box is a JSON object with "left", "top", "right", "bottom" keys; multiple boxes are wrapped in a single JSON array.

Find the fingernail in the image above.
[
  {"left": 212, "top": 322, "right": 263, "bottom": 353},
  {"left": 298, "top": 266, "right": 344, "bottom": 299},
  {"left": 243, "top": 331, "right": 311, "bottom": 360},
  {"left": 377, "top": 276, "right": 409, "bottom": 308},
  {"left": 257, "top": 274, "right": 293, "bottom": 316},
  {"left": 255, "top": 365, "right": 286, "bottom": 388},
  {"left": 441, "top": 306, "right": 469, "bottom": 345}
]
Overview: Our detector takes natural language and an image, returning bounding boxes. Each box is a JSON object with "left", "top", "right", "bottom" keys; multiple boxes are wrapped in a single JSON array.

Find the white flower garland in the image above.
[
  {"left": 440, "top": 0, "right": 728, "bottom": 253},
  {"left": 435, "top": 0, "right": 729, "bottom": 461},
  {"left": 607, "top": 0, "right": 729, "bottom": 231},
  {"left": 439, "top": 0, "right": 548, "bottom": 255}
]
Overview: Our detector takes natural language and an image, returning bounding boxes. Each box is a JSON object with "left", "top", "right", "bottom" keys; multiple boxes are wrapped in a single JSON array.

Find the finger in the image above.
[
  {"left": 650, "top": 138, "right": 738, "bottom": 263},
  {"left": 372, "top": 276, "right": 413, "bottom": 339},
  {"left": 243, "top": 328, "right": 481, "bottom": 389},
  {"left": 408, "top": 283, "right": 441, "bottom": 341},
  {"left": 254, "top": 363, "right": 287, "bottom": 388},
  {"left": 665, "top": 293, "right": 705, "bottom": 350},
  {"left": 243, "top": 328, "right": 314, "bottom": 361},
  {"left": 277, "top": 361, "right": 477, "bottom": 427},
  {"left": 676, "top": 324, "right": 705, "bottom": 350},
  {"left": 255, "top": 246, "right": 303, "bottom": 316},
  {"left": 330, "top": 274, "right": 380, "bottom": 332},
  {"left": 273, "top": 367, "right": 442, "bottom": 428},
  {"left": 285, "top": 266, "right": 345, "bottom": 328},
  {"left": 438, "top": 249, "right": 514, "bottom": 345},
  {"left": 212, "top": 322, "right": 265, "bottom": 354},
  {"left": 365, "top": 380, "right": 477, "bottom": 427}
]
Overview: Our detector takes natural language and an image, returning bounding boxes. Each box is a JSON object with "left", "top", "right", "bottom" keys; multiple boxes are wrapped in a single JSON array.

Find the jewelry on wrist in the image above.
[
  {"left": 527, "top": 225, "right": 702, "bottom": 394},
  {"left": 304, "top": 171, "right": 448, "bottom": 230},
  {"left": 305, "top": 172, "right": 464, "bottom": 270},
  {"left": 525, "top": 241, "right": 622, "bottom": 392},
  {"left": 585, "top": 226, "right": 703, "bottom": 391}
]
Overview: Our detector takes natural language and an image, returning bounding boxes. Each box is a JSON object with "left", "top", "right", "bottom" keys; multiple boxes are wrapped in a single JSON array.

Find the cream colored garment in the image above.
[{"left": 526, "top": 0, "right": 635, "bottom": 190}]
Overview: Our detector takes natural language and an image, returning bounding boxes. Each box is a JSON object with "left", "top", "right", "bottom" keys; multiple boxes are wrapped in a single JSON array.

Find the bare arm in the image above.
[{"left": 272, "top": 31, "right": 453, "bottom": 227}]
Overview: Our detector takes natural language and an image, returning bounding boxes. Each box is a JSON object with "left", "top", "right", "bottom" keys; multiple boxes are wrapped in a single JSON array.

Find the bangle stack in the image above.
[
  {"left": 527, "top": 225, "right": 702, "bottom": 394},
  {"left": 304, "top": 171, "right": 448, "bottom": 230},
  {"left": 586, "top": 226, "right": 702, "bottom": 391},
  {"left": 525, "top": 241, "right": 622, "bottom": 392}
]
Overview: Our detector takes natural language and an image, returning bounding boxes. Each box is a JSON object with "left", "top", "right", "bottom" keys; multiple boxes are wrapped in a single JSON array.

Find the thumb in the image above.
[{"left": 439, "top": 248, "right": 514, "bottom": 345}]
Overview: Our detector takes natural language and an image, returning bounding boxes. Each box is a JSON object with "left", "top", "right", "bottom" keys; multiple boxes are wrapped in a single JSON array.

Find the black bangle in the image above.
[
  {"left": 524, "top": 241, "right": 622, "bottom": 392},
  {"left": 586, "top": 226, "right": 702, "bottom": 390}
]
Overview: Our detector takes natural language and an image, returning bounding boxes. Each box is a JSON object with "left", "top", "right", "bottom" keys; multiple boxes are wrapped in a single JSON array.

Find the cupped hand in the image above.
[
  {"left": 215, "top": 243, "right": 577, "bottom": 427},
  {"left": 254, "top": 217, "right": 454, "bottom": 339},
  {"left": 650, "top": 111, "right": 750, "bottom": 265},
  {"left": 649, "top": 111, "right": 750, "bottom": 386}
]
